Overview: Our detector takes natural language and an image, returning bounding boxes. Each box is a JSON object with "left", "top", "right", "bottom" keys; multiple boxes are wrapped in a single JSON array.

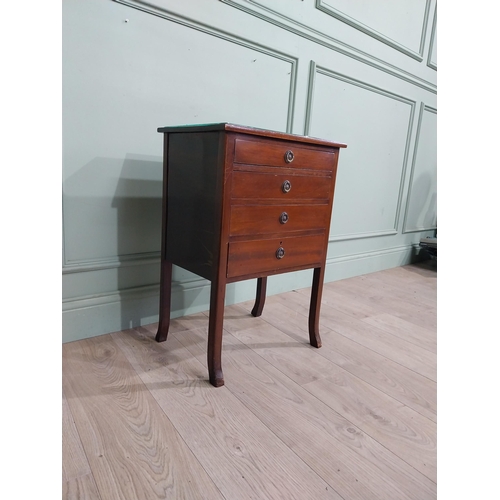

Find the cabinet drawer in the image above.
[
  {"left": 229, "top": 204, "right": 330, "bottom": 237},
  {"left": 231, "top": 170, "right": 331, "bottom": 201},
  {"left": 227, "top": 234, "right": 325, "bottom": 278},
  {"left": 234, "top": 138, "right": 335, "bottom": 171}
]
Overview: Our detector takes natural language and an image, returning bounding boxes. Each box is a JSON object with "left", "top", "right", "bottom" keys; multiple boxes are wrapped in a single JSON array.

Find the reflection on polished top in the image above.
[{"left": 157, "top": 122, "right": 348, "bottom": 149}]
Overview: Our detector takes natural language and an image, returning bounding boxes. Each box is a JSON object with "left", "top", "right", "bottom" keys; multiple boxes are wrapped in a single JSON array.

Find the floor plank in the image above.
[
  {"left": 63, "top": 262, "right": 437, "bottom": 500},
  {"left": 323, "top": 278, "right": 437, "bottom": 331},
  {"left": 302, "top": 373, "right": 437, "bottom": 482},
  {"left": 63, "top": 390, "right": 92, "bottom": 482},
  {"left": 62, "top": 336, "right": 224, "bottom": 500},
  {"left": 63, "top": 474, "right": 102, "bottom": 500},
  {"left": 214, "top": 304, "right": 334, "bottom": 386},
  {"left": 175, "top": 326, "right": 437, "bottom": 500},
  {"left": 236, "top": 300, "right": 436, "bottom": 422},
  {"left": 114, "top": 325, "right": 344, "bottom": 500},
  {"left": 362, "top": 313, "right": 436, "bottom": 353},
  {"left": 315, "top": 286, "right": 437, "bottom": 353},
  {"left": 273, "top": 293, "right": 437, "bottom": 381},
  {"left": 346, "top": 271, "right": 437, "bottom": 308},
  {"left": 316, "top": 271, "right": 437, "bottom": 331},
  {"left": 317, "top": 328, "right": 437, "bottom": 422}
]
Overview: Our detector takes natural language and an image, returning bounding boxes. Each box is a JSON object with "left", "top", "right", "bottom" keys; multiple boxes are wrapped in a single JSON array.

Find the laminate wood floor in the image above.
[{"left": 62, "top": 260, "right": 437, "bottom": 500}]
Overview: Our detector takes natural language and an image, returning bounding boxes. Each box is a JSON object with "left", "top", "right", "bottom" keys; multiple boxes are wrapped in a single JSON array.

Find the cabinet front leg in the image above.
[
  {"left": 155, "top": 260, "right": 173, "bottom": 342},
  {"left": 308, "top": 266, "right": 325, "bottom": 348},
  {"left": 207, "top": 279, "right": 226, "bottom": 387},
  {"left": 251, "top": 277, "right": 267, "bottom": 317}
]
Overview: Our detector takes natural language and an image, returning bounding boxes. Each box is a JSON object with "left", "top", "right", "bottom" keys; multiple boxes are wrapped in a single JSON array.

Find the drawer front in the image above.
[
  {"left": 227, "top": 234, "right": 325, "bottom": 278},
  {"left": 234, "top": 138, "right": 335, "bottom": 171},
  {"left": 229, "top": 204, "right": 330, "bottom": 237},
  {"left": 231, "top": 170, "right": 331, "bottom": 201}
]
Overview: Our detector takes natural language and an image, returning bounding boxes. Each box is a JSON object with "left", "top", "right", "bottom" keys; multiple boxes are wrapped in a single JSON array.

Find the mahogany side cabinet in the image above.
[{"left": 155, "top": 123, "right": 347, "bottom": 387}]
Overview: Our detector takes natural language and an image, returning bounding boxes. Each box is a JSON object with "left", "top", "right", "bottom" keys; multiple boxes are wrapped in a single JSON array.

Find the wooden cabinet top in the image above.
[{"left": 157, "top": 123, "right": 347, "bottom": 149}]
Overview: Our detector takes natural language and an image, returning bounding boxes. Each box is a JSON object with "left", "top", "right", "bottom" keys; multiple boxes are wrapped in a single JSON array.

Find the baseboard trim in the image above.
[{"left": 62, "top": 243, "right": 424, "bottom": 343}]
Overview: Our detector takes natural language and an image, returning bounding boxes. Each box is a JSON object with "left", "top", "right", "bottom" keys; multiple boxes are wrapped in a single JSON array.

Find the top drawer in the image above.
[{"left": 234, "top": 138, "right": 335, "bottom": 171}]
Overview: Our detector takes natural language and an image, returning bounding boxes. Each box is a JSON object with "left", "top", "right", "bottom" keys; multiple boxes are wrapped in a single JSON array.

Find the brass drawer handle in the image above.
[
  {"left": 276, "top": 247, "right": 285, "bottom": 259},
  {"left": 279, "top": 212, "right": 289, "bottom": 224},
  {"left": 282, "top": 180, "right": 291, "bottom": 193},
  {"left": 284, "top": 150, "right": 294, "bottom": 163}
]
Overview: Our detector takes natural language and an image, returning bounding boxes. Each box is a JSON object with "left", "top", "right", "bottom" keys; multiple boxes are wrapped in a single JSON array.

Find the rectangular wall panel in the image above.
[
  {"left": 317, "top": 0, "right": 430, "bottom": 59},
  {"left": 307, "top": 66, "right": 414, "bottom": 240},
  {"left": 221, "top": 0, "right": 437, "bottom": 92},
  {"left": 403, "top": 104, "right": 437, "bottom": 232},
  {"left": 427, "top": 6, "right": 437, "bottom": 70},
  {"left": 63, "top": 0, "right": 437, "bottom": 342},
  {"left": 63, "top": 0, "right": 294, "bottom": 267}
]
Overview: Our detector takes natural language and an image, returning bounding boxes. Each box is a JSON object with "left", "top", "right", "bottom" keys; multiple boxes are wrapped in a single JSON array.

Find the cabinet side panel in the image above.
[{"left": 166, "top": 131, "right": 223, "bottom": 280}]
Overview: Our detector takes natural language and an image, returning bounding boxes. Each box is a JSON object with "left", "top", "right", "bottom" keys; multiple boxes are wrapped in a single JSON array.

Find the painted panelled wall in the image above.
[{"left": 62, "top": 0, "right": 437, "bottom": 343}]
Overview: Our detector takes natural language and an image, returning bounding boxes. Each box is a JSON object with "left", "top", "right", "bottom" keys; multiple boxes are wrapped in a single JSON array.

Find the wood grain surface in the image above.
[
  {"left": 62, "top": 261, "right": 437, "bottom": 499},
  {"left": 116, "top": 325, "right": 343, "bottom": 500},
  {"left": 231, "top": 169, "right": 331, "bottom": 201},
  {"left": 227, "top": 234, "right": 325, "bottom": 278},
  {"left": 229, "top": 203, "right": 330, "bottom": 236},
  {"left": 62, "top": 336, "right": 224, "bottom": 500},
  {"left": 234, "top": 137, "right": 336, "bottom": 170}
]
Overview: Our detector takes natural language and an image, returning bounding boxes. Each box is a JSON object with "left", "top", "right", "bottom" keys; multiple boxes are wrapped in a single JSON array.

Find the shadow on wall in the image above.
[
  {"left": 113, "top": 155, "right": 163, "bottom": 331},
  {"left": 114, "top": 155, "right": 219, "bottom": 330},
  {"left": 63, "top": 153, "right": 215, "bottom": 333}
]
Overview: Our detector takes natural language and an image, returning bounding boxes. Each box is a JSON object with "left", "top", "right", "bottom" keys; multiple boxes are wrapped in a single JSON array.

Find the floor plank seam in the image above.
[
  {"left": 172, "top": 327, "right": 345, "bottom": 500},
  {"left": 226, "top": 388, "right": 349, "bottom": 500},
  {"left": 253, "top": 298, "right": 437, "bottom": 384},
  {"left": 114, "top": 329, "right": 231, "bottom": 500},
  {"left": 356, "top": 317, "right": 436, "bottom": 354},
  {"left": 241, "top": 295, "right": 437, "bottom": 487},
  {"left": 248, "top": 304, "right": 437, "bottom": 418},
  {"left": 63, "top": 263, "right": 436, "bottom": 499},
  {"left": 275, "top": 297, "right": 437, "bottom": 365},
  {"left": 218, "top": 323, "right": 398, "bottom": 489},
  {"left": 63, "top": 389, "right": 104, "bottom": 499},
  {"left": 221, "top": 321, "right": 436, "bottom": 496},
  {"left": 322, "top": 326, "right": 437, "bottom": 384},
  {"left": 167, "top": 325, "right": 340, "bottom": 498},
  {"left": 303, "top": 345, "right": 437, "bottom": 423},
  {"left": 215, "top": 329, "right": 351, "bottom": 500},
  {"left": 297, "top": 381, "right": 438, "bottom": 487}
]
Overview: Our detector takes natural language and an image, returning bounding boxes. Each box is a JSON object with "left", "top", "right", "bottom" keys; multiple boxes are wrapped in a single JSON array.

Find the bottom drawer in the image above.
[{"left": 227, "top": 234, "right": 325, "bottom": 279}]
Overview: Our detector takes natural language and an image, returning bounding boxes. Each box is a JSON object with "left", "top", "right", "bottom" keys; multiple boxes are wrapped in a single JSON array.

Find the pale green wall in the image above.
[{"left": 62, "top": 0, "right": 437, "bottom": 343}]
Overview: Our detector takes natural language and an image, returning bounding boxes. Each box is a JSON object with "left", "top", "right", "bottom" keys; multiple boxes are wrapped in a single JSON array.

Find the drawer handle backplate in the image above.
[
  {"left": 284, "top": 150, "right": 294, "bottom": 163},
  {"left": 279, "top": 212, "right": 289, "bottom": 224},
  {"left": 276, "top": 247, "right": 285, "bottom": 259},
  {"left": 282, "top": 180, "right": 292, "bottom": 193}
]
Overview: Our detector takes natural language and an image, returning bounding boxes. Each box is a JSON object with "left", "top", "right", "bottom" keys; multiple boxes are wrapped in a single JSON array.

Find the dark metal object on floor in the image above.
[{"left": 419, "top": 237, "right": 437, "bottom": 258}]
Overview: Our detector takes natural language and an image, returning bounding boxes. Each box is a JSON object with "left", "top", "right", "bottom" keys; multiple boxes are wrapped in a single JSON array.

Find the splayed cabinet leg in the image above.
[
  {"left": 308, "top": 266, "right": 325, "bottom": 348},
  {"left": 251, "top": 277, "right": 267, "bottom": 317},
  {"left": 155, "top": 260, "right": 172, "bottom": 343},
  {"left": 207, "top": 278, "right": 226, "bottom": 387}
]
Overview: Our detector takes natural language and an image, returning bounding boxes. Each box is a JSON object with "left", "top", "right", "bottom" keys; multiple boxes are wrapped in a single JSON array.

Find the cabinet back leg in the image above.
[
  {"left": 156, "top": 260, "right": 173, "bottom": 342},
  {"left": 251, "top": 277, "right": 267, "bottom": 317}
]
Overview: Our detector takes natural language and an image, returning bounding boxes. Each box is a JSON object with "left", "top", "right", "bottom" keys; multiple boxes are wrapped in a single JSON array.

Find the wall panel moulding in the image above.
[
  {"left": 305, "top": 62, "right": 416, "bottom": 242},
  {"left": 316, "top": 0, "right": 432, "bottom": 61},
  {"left": 403, "top": 103, "right": 437, "bottom": 233},
  {"left": 219, "top": 0, "right": 437, "bottom": 94}
]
